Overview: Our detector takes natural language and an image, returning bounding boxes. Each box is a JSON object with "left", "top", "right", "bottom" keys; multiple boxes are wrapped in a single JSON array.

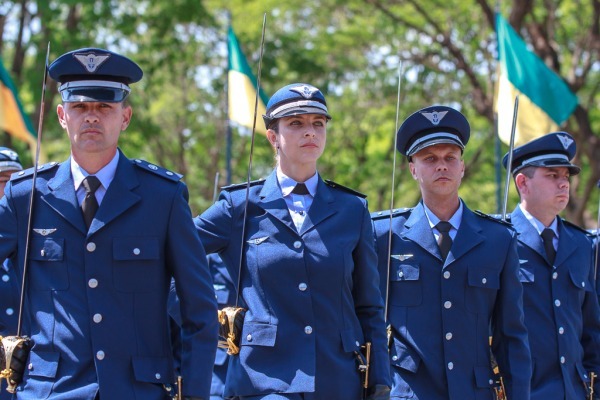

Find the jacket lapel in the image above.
[
  {"left": 258, "top": 171, "right": 297, "bottom": 234},
  {"left": 404, "top": 203, "right": 441, "bottom": 260},
  {"left": 88, "top": 152, "right": 141, "bottom": 235},
  {"left": 448, "top": 207, "right": 484, "bottom": 265},
  {"left": 44, "top": 160, "right": 87, "bottom": 234},
  {"left": 511, "top": 206, "right": 548, "bottom": 263},
  {"left": 555, "top": 218, "right": 577, "bottom": 266},
  {"left": 299, "top": 177, "right": 336, "bottom": 236}
]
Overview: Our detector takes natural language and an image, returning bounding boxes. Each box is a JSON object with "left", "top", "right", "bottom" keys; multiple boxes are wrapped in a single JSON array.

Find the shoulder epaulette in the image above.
[
  {"left": 371, "top": 208, "right": 412, "bottom": 221},
  {"left": 324, "top": 179, "right": 366, "bottom": 198},
  {"left": 586, "top": 228, "right": 599, "bottom": 239},
  {"left": 561, "top": 218, "right": 592, "bottom": 236},
  {"left": 474, "top": 210, "right": 513, "bottom": 227},
  {"left": 132, "top": 159, "right": 182, "bottom": 182},
  {"left": 222, "top": 178, "right": 266, "bottom": 192},
  {"left": 11, "top": 162, "right": 60, "bottom": 182}
]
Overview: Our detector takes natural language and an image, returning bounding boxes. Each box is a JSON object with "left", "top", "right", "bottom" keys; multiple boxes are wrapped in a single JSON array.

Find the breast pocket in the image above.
[
  {"left": 465, "top": 266, "right": 500, "bottom": 314},
  {"left": 30, "top": 237, "right": 68, "bottom": 291},
  {"left": 567, "top": 267, "right": 591, "bottom": 307},
  {"left": 113, "top": 237, "right": 161, "bottom": 292},
  {"left": 389, "top": 263, "right": 422, "bottom": 306}
]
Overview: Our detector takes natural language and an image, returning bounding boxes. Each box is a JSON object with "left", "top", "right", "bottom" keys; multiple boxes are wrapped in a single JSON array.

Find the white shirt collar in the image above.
[
  {"left": 518, "top": 204, "right": 558, "bottom": 236},
  {"left": 276, "top": 167, "right": 318, "bottom": 197},
  {"left": 71, "top": 150, "right": 120, "bottom": 191}
]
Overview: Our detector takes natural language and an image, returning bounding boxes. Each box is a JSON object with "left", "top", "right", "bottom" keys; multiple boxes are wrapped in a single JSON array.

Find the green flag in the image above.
[
  {"left": 495, "top": 13, "right": 578, "bottom": 145},
  {"left": 228, "top": 27, "right": 268, "bottom": 134}
]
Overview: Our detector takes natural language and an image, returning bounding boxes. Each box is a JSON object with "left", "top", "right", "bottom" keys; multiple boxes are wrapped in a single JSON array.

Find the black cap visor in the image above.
[{"left": 59, "top": 80, "right": 130, "bottom": 103}]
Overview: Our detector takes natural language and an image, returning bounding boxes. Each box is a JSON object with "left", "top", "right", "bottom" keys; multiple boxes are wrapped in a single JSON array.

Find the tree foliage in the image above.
[{"left": 1, "top": 0, "right": 598, "bottom": 225}]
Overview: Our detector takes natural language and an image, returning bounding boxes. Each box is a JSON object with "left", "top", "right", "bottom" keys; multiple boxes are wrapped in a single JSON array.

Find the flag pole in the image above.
[{"left": 225, "top": 11, "right": 233, "bottom": 185}]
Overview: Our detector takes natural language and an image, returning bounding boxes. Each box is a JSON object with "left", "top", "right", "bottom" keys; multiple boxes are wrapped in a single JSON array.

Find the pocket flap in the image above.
[
  {"left": 340, "top": 329, "right": 364, "bottom": 353},
  {"left": 391, "top": 264, "right": 420, "bottom": 282},
  {"left": 241, "top": 323, "right": 277, "bottom": 347},
  {"left": 132, "top": 356, "right": 174, "bottom": 384},
  {"left": 468, "top": 267, "right": 500, "bottom": 289},
  {"left": 569, "top": 269, "right": 591, "bottom": 291},
  {"left": 391, "top": 337, "right": 421, "bottom": 373},
  {"left": 30, "top": 238, "right": 64, "bottom": 261},
  {"left": 27, "top": 351, "right": 59, "bottom": 378},
  {"left": 113, "top": 237, "right": 159, "bottom": 261},
  {"left": 474, "top": 366, "right": 496, "bottom": 388}
]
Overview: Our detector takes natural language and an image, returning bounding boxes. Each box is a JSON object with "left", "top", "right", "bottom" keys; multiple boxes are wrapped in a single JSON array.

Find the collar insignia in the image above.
[
  {"left": 391, "top": 254, "right": 413, "bottom": 261},
  {"left": 33, "top": 228, "right": 57, "bottom": 236},
  {"left": 421, "top": 111, "right": 448, "bottom": 126},
  {"left": 557, "top": 134, "right": 574, "bottom": 150},
  {"left": 73, "top": 52, "right": 110, "bottom": 73},
  {"left": 247, "top": 236, "right": 269, "bottom": 245},
  {"left": 290, "top": 85, "right": 319, "bottom": 99}
]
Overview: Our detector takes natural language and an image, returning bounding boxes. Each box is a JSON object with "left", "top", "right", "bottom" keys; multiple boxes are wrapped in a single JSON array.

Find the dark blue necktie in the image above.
[
  {"left": 541, "top": 228, "right": 556, "bottom": 265},
  {"left": 292, "top": 183, "right": 309, "bottom": 195},
  {"left": 436, "top": 221, "right": 453, "bottom": 260},
  {"left": 82, "top": 176, "right": 101, "bottom": 229}
]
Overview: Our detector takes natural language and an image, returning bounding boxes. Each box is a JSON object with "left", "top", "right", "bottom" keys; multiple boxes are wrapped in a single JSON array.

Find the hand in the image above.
[{"left": 366, "top": 384, "right": 391, "bottom": 400}]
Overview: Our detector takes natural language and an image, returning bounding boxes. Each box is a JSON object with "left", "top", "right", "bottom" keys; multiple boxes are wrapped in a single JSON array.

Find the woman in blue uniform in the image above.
[{"left": 195, "top": 83, "right": 390, "bottom": 400}]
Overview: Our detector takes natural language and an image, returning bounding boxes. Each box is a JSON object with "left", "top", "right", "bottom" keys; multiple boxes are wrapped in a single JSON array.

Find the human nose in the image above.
[
  {"left": 558, "top": 176, "right": 569, "bottom": 188},
  {"left": 304, "top": 126, "right": 316, "bottom": 137},
  {"left": 84, "top": 110, "right": 100, "bottom": 123}
]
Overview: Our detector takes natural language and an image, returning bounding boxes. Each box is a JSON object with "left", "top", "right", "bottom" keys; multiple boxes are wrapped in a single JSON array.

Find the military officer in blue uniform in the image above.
[
  {"left": 0, "top": 146, "right": 23, "bottom": 400},
  {"left": 0, "top": 48, "right": 218, "bottom": 400},
  {"left": 372, "top": 105, "right": 531, "bottom": 399},
  {"left": 502, "top": 132, "right": 600, "bottom": 399},
  {"left": 195, "top": 83, "right": 391, "bottom": 399}
]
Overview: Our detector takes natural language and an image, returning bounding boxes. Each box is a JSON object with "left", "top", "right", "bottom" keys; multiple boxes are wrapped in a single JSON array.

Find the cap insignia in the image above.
[
  {"left": 557, "top": 134, "right": 573, "bottom": 150},
  {"left": 290, "top": 85, "right": 319, "bottom": 99},
  {"left": 421, "top": 111, "right": 448, "bottom": 126},
  {"left": 0, "top": 149, "right": 18, "bottom": 161},
  {"left": 73, "top": 52, "right": 110, "bottom": 73}
]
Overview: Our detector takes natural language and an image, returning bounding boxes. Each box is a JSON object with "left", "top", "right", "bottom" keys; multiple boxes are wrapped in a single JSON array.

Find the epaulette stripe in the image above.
[
  {"left": 11, "top": 162, "right": 60, "bottom": 181},
  {"left": 474, "top": 210, "right": 513, "bottom": 227},
  {"left": 222, "top": 179, "right": 266, "bottom": 192},
  {"left": 562, "top": 218, "right": 592, "bottom": 235},
  {"left": 371, "top": 208, "right": 412, "bottom": 220},
  {"left": 132, "top": 159, "right": 182, "bottom": 182},
  {"left": 324, "top": 179, "right": 366, "bottom": 198}
]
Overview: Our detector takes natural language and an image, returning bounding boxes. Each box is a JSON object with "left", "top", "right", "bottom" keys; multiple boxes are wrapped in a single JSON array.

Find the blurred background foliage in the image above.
[{"left": 0, "top": 0, "right": 598, "bottom": 226}]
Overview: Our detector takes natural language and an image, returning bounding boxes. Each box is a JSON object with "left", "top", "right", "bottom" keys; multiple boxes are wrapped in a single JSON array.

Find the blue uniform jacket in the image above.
[
  {"left": 0, "top": 259, "right": 20, "bottom": 400},
  {"left": 169, "top": 253, "right": 233, "bottom": 400},
  {"left": 195, "top": 170, "right": 391, "bottom": 399},
  {"left": 372, "top": 202, "right": 531, "bottom": 400},
  {"left": 511, "top": 206, "right": 600, "bottom": 399},
  {"left": 0, "top": 150, "right": 218, "bottom": 400}
]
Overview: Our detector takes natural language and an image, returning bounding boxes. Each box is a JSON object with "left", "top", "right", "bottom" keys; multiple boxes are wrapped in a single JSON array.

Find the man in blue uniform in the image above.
[
  {"left": 502, "top": 132, "right": 600, "bottom": 399},
  {"left": 372, "top": 105, "right": 531, "bottom": 399},
  {"left": 0, "top": 146, "right": 23, "bottom": 400},
  {"left": 0, "top": 48, "right": 218, "bottom": 400}
]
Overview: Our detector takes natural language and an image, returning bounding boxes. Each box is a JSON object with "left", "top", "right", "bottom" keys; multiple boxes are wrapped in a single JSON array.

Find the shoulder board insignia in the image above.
[
  {"left": 132, "top": 159, "right": 182, "bottom": 182},
  {"left": 586, "top": 228, "right": 598, "bottom": 238},
  {"left": 324, "top": 179, "right": 366, "bottom": 198},
  {"left": 371, "top": 208, "right": 412, "bottom": 220},
  {"left": 561, "top": 218, "right": 591, "bottom": 236},
  {"left": 222, "top": 178, "right": 266, "bottom": 192},
  {"left": 11, "top": 162, "right": 60, "bottom": 182},
  {"left": 474, "top": 210, "right": 513, "bottom": 227}
]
